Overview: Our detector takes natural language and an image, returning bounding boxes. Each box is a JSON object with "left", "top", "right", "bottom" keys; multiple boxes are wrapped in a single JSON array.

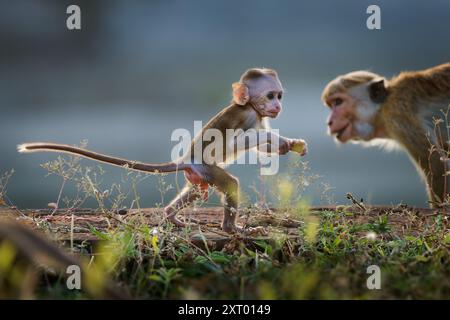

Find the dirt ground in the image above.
[{"left": 0, "top": 204, "right": 445, "bottom": 250}]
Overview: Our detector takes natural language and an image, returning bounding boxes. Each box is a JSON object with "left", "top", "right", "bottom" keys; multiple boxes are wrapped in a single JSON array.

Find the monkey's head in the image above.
[
  {"left": 321, "top": 71, "right": 389, "bottom": 143},
  {"left": 232, "top": 68, "right": 283, "bottom": 118}
]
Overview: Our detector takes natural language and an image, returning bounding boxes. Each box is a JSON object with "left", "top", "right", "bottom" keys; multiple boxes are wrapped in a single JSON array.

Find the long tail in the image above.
[{"left": 17, "top": 142, "right": 189, "bottom": 173}]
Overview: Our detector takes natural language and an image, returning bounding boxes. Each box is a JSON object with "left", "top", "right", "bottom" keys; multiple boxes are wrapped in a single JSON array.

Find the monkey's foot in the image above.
[
  {"left": 166, "top": 213, "right": 206, "bottom": 228},
  {"left": 222, "top": 224, "right": 268, "bottom": 236},
  {"left": 243, "top": 226, "right": 269, "bottom": 236},
  {"left": 166, "top": 214, "right": 187, "bottom": 227}
]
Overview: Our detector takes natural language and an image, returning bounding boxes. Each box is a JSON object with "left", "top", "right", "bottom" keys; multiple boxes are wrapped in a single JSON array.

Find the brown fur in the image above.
[
  {"left": 383, "top": 63, "right": 450, "bottom": 204},
  {"left": 323, "top": 62, "right": 450, "bottom": 206},
  {"left": 321, "top": 71, "right": 382, "bottom": 106}
]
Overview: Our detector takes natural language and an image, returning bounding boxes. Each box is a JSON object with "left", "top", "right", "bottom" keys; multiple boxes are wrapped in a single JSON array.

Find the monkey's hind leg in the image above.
[
  {"left": 215, "top": 174, "right": 240, "bottom": 233},
  {"left": 209, "top": 167, "right": 247, "bottom": 233},
  {"left": 190, "top": 165, "right": 239, "bottom": 232},
  {"left": 211, "top": 166, "right": 267, "bottom": 235},
  {"left": 163, "top": 184, "right": 204, "bottom": 227}
]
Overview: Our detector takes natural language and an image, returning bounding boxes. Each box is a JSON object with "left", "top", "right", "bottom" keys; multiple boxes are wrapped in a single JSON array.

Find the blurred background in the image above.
[{"left": 1, "top": 0, "right": 450, "bottom": 209}]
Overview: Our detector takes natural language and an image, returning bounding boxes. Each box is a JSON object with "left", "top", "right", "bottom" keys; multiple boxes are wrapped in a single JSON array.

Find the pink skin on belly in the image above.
[{"left": 184, "top": 169, "right": 209, "bottom": 200}]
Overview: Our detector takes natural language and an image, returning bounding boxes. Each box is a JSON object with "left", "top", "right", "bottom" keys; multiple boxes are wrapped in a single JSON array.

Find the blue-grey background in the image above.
[{"left": 1, "top": 0, "right": 449, "bottom": 209}]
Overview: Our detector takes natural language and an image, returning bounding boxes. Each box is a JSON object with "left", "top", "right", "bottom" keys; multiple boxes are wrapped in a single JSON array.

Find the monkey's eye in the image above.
[
  {"left": 278, "top": 93, "right": 282, "bottom": 100},
  {"left": 267, "top": 93, "right": 274, "bottom": 100},
  {"left": 334, "top": 98, "right": 343, "bottom": 106}
]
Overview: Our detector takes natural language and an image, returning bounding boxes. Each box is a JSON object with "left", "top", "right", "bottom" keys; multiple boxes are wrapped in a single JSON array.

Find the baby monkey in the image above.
[{"left": 18, "top": 68, "right": 307, "bottom": 233}]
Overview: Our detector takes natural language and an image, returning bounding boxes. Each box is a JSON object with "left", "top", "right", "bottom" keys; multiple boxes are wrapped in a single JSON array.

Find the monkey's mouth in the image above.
[
  {"left": 266, "top": 111, "right": 280, "bottom": 118},
  {"left": 334, "top": 123, "right": 351, "bottom": 141}
]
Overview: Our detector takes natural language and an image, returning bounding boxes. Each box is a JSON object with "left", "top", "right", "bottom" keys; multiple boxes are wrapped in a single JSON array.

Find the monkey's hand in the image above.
[
  {"left": 289, "top": 139, "right": 307, "bottom": 156},
  {"left": 278, "top": 139, "right": 292, "bottom": 155}
]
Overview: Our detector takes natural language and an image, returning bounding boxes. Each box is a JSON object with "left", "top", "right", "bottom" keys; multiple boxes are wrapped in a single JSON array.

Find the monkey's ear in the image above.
[
  {"left": 232, "top": 82, "right": 250, "bottom": 106},
  {"left": 368, "top": 79, "right": 388, "bottom": 104}
]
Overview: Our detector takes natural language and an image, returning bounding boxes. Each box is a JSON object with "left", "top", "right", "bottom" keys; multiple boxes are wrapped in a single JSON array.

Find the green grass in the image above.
[
  {"left": 1, "top": 152, "right": 449, "bottom": 299},
  {"left": 30, "top": 206, "right": 449, "bottom": 299}
]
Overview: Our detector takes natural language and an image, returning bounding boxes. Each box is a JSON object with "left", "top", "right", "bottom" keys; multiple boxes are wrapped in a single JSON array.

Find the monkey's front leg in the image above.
[
  {"left": 258, "top": 137, "right": 307, "bottom": 156},
  {"left": 258, "top": 131, "right": 307, "bottom": 156}
]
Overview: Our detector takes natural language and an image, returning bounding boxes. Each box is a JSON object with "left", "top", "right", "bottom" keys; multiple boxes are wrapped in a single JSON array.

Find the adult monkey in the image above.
[
  {"left": 322, "top": 62, "right": 450, "bottom": 207},
  {"left": 19, "top": 68, "right": 307, "bottom": 233}
]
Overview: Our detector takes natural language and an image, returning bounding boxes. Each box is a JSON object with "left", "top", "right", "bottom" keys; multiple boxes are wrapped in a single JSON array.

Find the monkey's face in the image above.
[
  {"left": 326, "top": 92, "right": 356, "bottom": 143},
  {"left": 326, "top": 87, "right": 380, "bottom": 143},
  {"left": 324, "top": 74, "right": 388, "bottom": 144},
  {"left": 249, "top": 76, "right": 283, "bottom": 118}
]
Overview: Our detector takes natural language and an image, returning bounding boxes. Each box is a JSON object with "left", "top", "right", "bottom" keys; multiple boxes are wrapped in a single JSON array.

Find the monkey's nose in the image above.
[{"left": 328, "top": 120, "right": 333, "bottom": 126}]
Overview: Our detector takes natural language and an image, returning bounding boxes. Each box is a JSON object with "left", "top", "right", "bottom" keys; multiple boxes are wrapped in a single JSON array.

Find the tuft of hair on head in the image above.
[
  {"left": 321, "top": 71, "right": 382, "bottom": 106},
  {"left": 240, "top": 67, "right": 278, "bottom": 83}
]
